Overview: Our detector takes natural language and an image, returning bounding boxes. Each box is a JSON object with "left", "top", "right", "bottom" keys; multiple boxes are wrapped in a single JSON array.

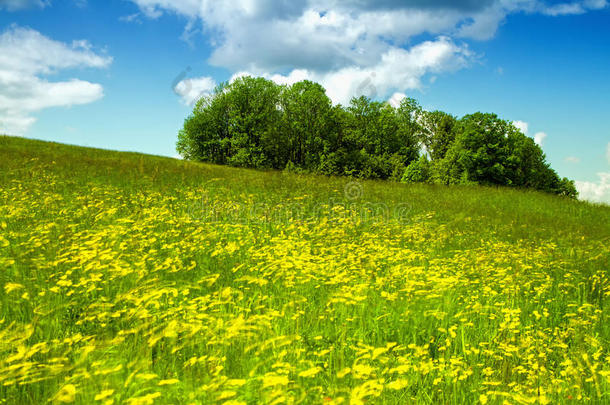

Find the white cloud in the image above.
[
  {"left": 512, "top": 121, "right": 549, "bottom": 147},
  {"left": 542, "top": 0, "right": 608, "bottom": 15},
  {"left": 230, "top": 37, "right": 472, "bottom": 105},
  {"left": 127, "top": 1, "right": 609, "bottom": 54},
  {"left": 576, "top": 172, "right": 610, "bottom": 204},
  {"left": 534, "top": 131, "right": 547, "bottom": 147},
  {"left": 388, "top": 92, "right": 407, "bottom": 108},
  {"left": 565, "top": 156, "right": 581, "bottom": 163},
  {"left": 0, "top": 26, "right": 111, "bottom": 135},
  {"left": 173, "top": 76, "right": 216, "bottom": 106},
  {"left": 125, "top": 1, "right": 490, "bottom": 104},
  {"left": 544, "top": 3, "right": 587, "bottom": 15},
  {"left": 0, "top": 0, "right": 48, "bottom": 11},
  {"left": 513, "top": 120, "right": 529, "bottom": 135},
  {"left": 127, "top": 1, "right": 608, "bottom": 105},
  {"left": 129, "top": 1, "right": 485, "bottom": 73},
  {"left": 119, "top": 13, "right": 142, "bottom": 23}
]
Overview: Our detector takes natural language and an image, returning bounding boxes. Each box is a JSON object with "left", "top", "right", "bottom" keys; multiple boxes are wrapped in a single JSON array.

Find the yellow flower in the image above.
[
  {"left": 262, "top": 374, "right": 289, "bottom": 388},
  {"left": 54, "top": 384, "right": 76, "bottom": 403},
  {"left": 136, "top": 373, "right": 158, "bottom": 381},
  {"left": 298, "top": 367, "right": 322, "bottom": 378},
  {"left": 479, "top": 394, "right": 488, "bottom": 404},
  {"left": 386, "top": 379, "right": 409, "bottom": 390},
  {"left": 337, "top": 368, "right": 351, "bottom": 378},
  {"left": 352, "top": 364, "right": 375, "bottom": 379},
  {"left": 126, "top": 392, "right": 161, "bottom": 405},
  {"left": 4, "top": 282, "right": 24, "bottom": 294},
  {"left": 217, "top": 391, "right": 237, "bottom": 400},
  {"left": 94, "top": 389, "right": 114, "bottom": 401},
  {"left": 158, "top": 379, "right": 179, "bottom": 386},
  {"left": 539, "top": 395, "right": 550, "bottom": 405}
]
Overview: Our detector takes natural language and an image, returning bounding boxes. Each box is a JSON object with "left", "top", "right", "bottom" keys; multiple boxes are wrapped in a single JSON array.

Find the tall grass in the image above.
[{"left": 0, "top": 135, "right": 608, "bottom": 404}]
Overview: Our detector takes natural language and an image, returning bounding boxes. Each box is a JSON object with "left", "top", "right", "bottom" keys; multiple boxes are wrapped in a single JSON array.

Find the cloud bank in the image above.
[
  {"left": 129, "top": 0, "right": 493, "bottom": 104},
  {"left": 0, "top": 26, "right": 112, "bottom": 135},
  {"left": 131, "top": 0, "right": 607, "bottom": 105},
  {"left": 576, "top": 172, "right": 610, "bottom": 204}
]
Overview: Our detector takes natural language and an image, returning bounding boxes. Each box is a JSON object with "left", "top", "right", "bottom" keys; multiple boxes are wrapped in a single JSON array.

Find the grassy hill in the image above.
[{"left": 0, "top": 135, "right": 609, "bottom": 404}]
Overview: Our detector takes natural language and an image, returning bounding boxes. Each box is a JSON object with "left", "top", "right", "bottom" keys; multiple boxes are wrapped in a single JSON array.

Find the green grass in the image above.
[{"left": 0, "top": 135, "right": 609, "bottom": 404}]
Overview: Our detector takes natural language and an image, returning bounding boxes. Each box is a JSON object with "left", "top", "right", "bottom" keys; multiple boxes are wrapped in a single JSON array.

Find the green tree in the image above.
[
  {"left": 176, "top": 82, "right": 231, "bottom": 164},
  {"left": 177, "top": 76, "right": 577, "bottom": 198},
  {"left": 279, "top": 80, "right": 336, "bottom": 170},
  {"left": 341, "top": 96, "right": 419, "bottom": 179},
  {"left": 224, "top": 76, "right": 282, "bottom": 168},
  {"left": 422, "top": 110, "right": 457, "bottom": 161},
  {"left": 442, "top": 113, "right": 511, "bottom": 185},
  {"left": 402, "top": 155, "right": 431, "bottom": 183},
  {"left": 393, "top": 97, "right": 423, "bottom": 174}
]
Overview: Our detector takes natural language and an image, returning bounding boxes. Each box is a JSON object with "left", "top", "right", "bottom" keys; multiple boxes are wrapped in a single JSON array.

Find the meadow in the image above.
[{"left": 0, "top": 135, "right": 609, "bottom": 404}]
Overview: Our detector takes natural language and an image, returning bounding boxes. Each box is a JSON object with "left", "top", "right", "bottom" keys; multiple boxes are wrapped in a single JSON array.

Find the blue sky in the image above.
[{"left": 1, "top": 0, "right": 609, "bottom": 202}]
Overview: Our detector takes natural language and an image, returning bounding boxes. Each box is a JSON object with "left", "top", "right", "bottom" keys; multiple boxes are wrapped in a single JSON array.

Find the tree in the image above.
[
  {"left": 177, "top": 82, "right": 231, "bottom": 164},
  {"left": 339, "top": 96, "right": 419, "bottom": 179},
  {"left": 402, "top": 155, "right": 431, "bottom": 183},
  {"left": 279, "top": 80, "right": 335, "bottom": 170},
  {"left": 442, "top": 113, "right": 511, "bottom": 186},
  {"left": 177, "top": 76, "right": 577, "bottom": 199},
  {"left": 557, "top": 177, "right": 578, "bottom": 199},
  {"left": 393, "top": 97, "right": 424, "bottom": 168},
  {"left": 224, "top": 76, "right": 282, "bottom": 168},
  {"left": 422, "top": 110, "right": 457, "bottom": 161}
]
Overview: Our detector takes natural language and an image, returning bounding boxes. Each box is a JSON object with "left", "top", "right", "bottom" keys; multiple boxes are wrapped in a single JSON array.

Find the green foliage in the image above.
[
  {"left": 421, "top": 110, "right": 457, "bottom": 161},
  {"left": 178, "top": 77, "right": 577, "bottom": 198},
  {"left": 279, "top": 80, "right": 336, "bottom": 170},
  {"left": 432, "top": 112, "right": 579, "bottom": 198},
  {"left": 444, "top": 113, "right": 512, "bottom": 186},
  {"left": 557, "top": 177, "right": 578, "bottom": 198},
  {"left": 402, "top": 155, "right": 431, "bottom": 183}
]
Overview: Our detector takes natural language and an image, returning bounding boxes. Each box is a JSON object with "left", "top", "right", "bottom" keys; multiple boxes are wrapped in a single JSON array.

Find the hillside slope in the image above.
[{"left": 1, "top": 135, "right": 609, "bottom": 404}]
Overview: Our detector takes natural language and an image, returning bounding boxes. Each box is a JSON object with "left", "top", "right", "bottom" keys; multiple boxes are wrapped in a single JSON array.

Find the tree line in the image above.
[{"left": 177, "top": 76, "right": 577, "bottom": 198}]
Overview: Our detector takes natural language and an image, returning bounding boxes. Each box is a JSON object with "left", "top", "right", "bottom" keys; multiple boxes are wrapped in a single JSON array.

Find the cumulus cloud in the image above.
[
  {"left": 173, "top": 75, "right": 216, "bottom": 106},
  {"left": 533, "top": 132, "right": 547, "bottom": 147},
  {"left": 0, "top": 26, "right": 112, "bottom": 135},
  {"left": 128, "top": 1, "right": 608, "bottom": 104},
  {"left": 126, "top": 1, "right": 483, "bottom": 103},
  {"left": 388, "top": 92, "right": 407, "bottom": 108},
  {"left": 119, "top": 13, "right": 142, "bottom": 23},
  {"left": 576, "top": 172, "right": 610, "bottom": 204},
  {"left": 0, "top": 0, "right": 48, "bottom": 11},
  {"left": 229, "top": 37, "right": 472, "bottom": 105},
  {"left": 512, "top": 121, "right": 549, "bottom": 147},
  {"left": 513, "top": 120, "right": 529, "bottom": 135},
  {"left": 542, "top": 0, "right": 608, "bottom": 15}
]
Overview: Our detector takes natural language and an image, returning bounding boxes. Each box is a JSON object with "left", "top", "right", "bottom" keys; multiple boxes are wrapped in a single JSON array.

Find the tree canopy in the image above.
[{"left": 177, "top": 76, "right": 577, "bottom": 198}]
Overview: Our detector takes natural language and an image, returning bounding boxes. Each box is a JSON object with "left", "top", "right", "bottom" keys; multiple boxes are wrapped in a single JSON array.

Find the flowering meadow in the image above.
[{"left": 1, "top": 136, "right": 609, "bottom": 404}]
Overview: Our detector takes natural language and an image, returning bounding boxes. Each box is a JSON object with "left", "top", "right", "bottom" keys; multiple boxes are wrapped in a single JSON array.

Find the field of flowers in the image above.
[{"left": 1, "top": 136, "right": 609, "bottom": 404}]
